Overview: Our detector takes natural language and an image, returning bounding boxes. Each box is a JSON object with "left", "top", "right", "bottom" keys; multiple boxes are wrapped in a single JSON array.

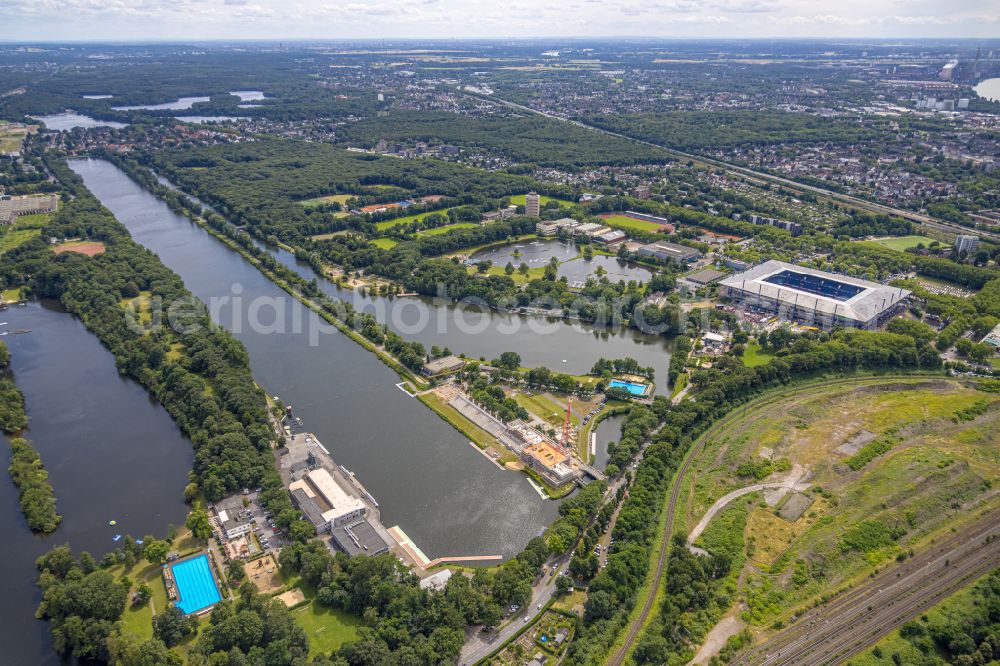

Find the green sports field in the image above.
[
  {"left": 298, "top": 194, "right": 353, "bottom": 207},
  {"left": 374, "top": 208, "right": 454, "bottom": 232},
  {"left": 415, "top": 222, "right": 479, "bottom": 237},
  {"left": 509, "top": 193, "right": 574, "bottom": 208},
  {"left": 600, "top": 214, "right": 667, "bottom": 232},
  {"left": 292, "top": 602, "right": 363, "bottom": 657},
  {"left": 861, "top": 235, "right": 949, "bottom": 252}
]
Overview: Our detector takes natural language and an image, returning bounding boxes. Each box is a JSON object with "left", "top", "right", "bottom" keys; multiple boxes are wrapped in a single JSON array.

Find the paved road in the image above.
[
  {"left": 458, "top": 554, "right": 565, "bottom": 666},
  {"left": 686, "top": 477, "right": 810, "bottom": 546},
  {"left": 460, "top": 89, "right": 999, "bottom": 243},
  {"left": 459, "top": 425, "right": 650, "bottom": 665},
  {"left": 731, "top": 511, "right": 1000, "bottom": 665}
]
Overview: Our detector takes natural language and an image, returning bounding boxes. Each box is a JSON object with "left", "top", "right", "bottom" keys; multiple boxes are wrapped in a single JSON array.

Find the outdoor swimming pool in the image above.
[
  {"left": 608, "top": 379, "right": 650, "bottom": 396},
  {"left": 169, "top": 554, "right": 221, "bottom": 614}
]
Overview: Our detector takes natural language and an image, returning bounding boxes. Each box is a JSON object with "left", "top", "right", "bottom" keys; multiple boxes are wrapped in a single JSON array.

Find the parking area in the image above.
[{"left": 209, "top": 489, "right": 288, "bottom": 561}]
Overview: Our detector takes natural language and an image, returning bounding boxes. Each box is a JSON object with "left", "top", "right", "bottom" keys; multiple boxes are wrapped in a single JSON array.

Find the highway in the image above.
[
  {"left": 459, "top": 89, "right": 1000, "bottom": 244},
  {"left": 732, "top": 511, "right": 1000, "bottom": 665}
]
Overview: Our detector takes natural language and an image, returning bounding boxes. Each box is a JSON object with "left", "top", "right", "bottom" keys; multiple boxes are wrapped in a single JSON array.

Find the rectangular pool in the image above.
[
  {"left": 169, "top": 554, "right": 221, "bottom": 615},
  {"left": 608, "top": 379, "right": 649, "bottom": 396}
]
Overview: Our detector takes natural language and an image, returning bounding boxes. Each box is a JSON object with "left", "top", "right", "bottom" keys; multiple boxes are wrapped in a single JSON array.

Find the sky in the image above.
[{"left": 1, "top": 0, "right": 998, "bottom": 42}]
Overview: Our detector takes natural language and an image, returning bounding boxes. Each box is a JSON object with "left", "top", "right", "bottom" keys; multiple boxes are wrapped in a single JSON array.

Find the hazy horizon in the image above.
[{"left": 2, "top": 0, "right": 998, "bottom": 42}]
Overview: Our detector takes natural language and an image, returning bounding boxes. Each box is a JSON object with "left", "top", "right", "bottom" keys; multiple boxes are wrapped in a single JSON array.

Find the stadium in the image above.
[{"left": 719, "top": 260, "right": 910, "bottom": 330}]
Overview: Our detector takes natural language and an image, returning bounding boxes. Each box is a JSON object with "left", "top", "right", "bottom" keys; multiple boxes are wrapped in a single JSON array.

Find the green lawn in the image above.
[
  {"left": 600, "top": 214, "right": 667, "bottom": 233},
  {"left": 480, "top": 264, "right": 546, "bottom": 284},
  {"left": 515, "top": 392, "right": 579, "bottom": 429},
  {"left": 861, "top": 235, "right": 949, "bottom": 252},
  {"left": 509, "top": 193, "right": 574, "bottom": 208},
  {"left": 298, "top": 194, "right": 353, "bottom": 207},
  {"left": 0, "top": 228, "right": 41, "bottom": 253},
  {"left": 415, "top": 222, "right": 479, "bottom": 237},
  {"left": 292, "top": 601, "right": 363, "bottom": 656},
  {"left": 669, "top": 372, "right": 689, "bottom": 400},
  {"left": 742, "top": 341, "right": 774, "bottom": 367},
  {"left": 990, "top": 357, "right": 1000, "bottom": 370},
  {"left": 0, "top": 122, "right": 35, "bottom": 154},
  {"left": 375, "top": 208, "right": 455, "bottom": 232},
  {"left": 371, "top": 237, "right": 399, "bottom": 250},
  {"left": 13, "top": 212, "right": 53, "bottom": 228},
  {"left": 419, "top": 392, "right": 497, "bottom": 451}
]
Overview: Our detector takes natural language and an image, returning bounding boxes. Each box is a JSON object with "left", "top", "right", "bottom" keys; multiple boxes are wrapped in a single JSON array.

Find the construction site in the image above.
[{"left": 436, "top": 383, "right": 605, "bottom": 493}]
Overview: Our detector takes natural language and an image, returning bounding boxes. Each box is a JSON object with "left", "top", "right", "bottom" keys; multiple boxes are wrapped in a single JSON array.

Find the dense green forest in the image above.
[
  {"left": 0, "top": 157, "right": 308, "bottom": 543},
  {"left": 583, "top": 111, "right": 943, "bottom": 152},
  {"left": 339, "top": 110, "right": 670, "bottom": 168},
  {"left": 0, "top": 52, "right": 378, "bottom": 123},
  {"left": 8, "top": 437, "right": 60, "bottom": 533},
  {"left": 0, "top": 340, "right": 28, "bottom": 434}
]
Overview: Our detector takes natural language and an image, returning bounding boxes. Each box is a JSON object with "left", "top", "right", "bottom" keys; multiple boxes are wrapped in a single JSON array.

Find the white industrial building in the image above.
[{"left": 290, "top": 468, "right": 366, "bottom": 532}]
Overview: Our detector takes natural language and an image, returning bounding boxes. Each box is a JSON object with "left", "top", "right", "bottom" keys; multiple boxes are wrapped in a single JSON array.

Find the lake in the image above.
[
  {"left": 0, "top": 301, "right": 192, "bottom": 664},
  {"left": 30, "top": 113, "right": 127, "bottom": 131},
  {"left": 974, "top": 78, "right": 1000, "bottom": 103},
  {"left": 112, "top": 96, "right": 211, "bottom": 111}
]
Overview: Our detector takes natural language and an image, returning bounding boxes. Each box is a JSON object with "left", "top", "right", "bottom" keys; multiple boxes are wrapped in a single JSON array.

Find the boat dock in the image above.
[{"left": 276, "top": 404, "right": 501, "bottom": 573}]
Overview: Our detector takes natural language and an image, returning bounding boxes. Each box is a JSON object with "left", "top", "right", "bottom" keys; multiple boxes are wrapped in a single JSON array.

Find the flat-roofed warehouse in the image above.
[
  {"left": 719, "top": 260, "right": 909, "bottom": 330},
  {"left": 330, "top": 518, "right": 390, "bottom": 557},
  {"left": 636, "top": 241, "right": 701, "bottom": 265},
  {"left": 289, "top": 468, "right": 366, "bottom": 532}
]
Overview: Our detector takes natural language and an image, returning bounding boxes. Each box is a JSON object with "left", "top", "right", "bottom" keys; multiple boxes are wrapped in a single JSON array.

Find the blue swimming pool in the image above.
[
  {"left": 608, "top": 379, "right": 649, "bottom": 396},
  {"left": 170, "top": 554, "right": 221, "bottom": 614}
]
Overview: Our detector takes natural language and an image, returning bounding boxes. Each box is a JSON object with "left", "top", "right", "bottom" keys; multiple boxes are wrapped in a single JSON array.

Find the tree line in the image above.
[{"left": 565, "top": 327, "right": 938, "bottom": 664}]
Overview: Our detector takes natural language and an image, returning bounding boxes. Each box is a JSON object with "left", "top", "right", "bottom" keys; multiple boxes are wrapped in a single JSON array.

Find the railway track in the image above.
[
  {"left": 603, "top": 374, "right": 955, "bottom": 666},
  {"left": 733, "top": 511, "right": 1000, "bottom": 665},
  {"left": 461, "top": 90, "right": 1000, "bottom": 244}
]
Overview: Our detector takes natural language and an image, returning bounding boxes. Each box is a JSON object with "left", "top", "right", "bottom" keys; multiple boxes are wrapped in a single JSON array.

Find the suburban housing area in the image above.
[{"left": 0, "top": 33, "right": 998, "bottom": 666}]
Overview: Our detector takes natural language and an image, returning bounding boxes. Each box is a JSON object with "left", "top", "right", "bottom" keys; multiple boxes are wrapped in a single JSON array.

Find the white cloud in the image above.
[{"left": 0, "top": 0, "right": 996, "bottom": 39}]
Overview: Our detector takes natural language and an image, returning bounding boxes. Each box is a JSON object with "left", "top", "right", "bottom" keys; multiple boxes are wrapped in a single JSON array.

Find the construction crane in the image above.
[{"left": 561, "top": 397, "right": 573, "bottom": 449}]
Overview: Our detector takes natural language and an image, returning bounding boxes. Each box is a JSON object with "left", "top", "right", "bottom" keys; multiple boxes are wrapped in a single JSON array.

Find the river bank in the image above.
[
  {"left": 69, "top": 157, "right": 562, "bottom": 559},
  {"left": 0, "top": 300, "right": 192, "bottom": 664}
]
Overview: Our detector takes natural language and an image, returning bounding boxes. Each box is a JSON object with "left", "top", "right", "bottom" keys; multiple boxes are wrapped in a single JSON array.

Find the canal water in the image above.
[
  {"left": 0, "top": 301, "right": 192, "bottom": 664},
  {"left": 70, "top": 158, "right": 563, "bottom": 560},
  {"left": 591, "top": 413, "right": 626, "bottom": 470},
  {"left": 260, "top": 240, "right": 673, "bottom": 393},
  {"left": 158, "top": 174, "right": 674, "bottom": 392}
]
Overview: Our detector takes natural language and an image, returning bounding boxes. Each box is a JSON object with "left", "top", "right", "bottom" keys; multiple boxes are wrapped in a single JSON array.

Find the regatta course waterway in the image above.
[{"left": 70, "top": 158, "right": 563, "bottom": 561}]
